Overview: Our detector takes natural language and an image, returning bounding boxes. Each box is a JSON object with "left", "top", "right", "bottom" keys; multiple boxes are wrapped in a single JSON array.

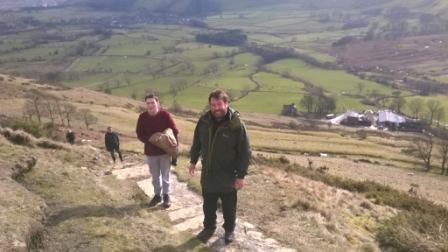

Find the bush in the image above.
[
  {"left": 279, "top": 156, "right": 290, "bottom": 164},
  {"left": 41, "top": 122, "right": 63, "bottom": 141},
  {"left": 356, "top": 130, "right": 368, "bottom": 140},
  {"left": 377, "top": 210, "right": 448, "bottom": 252},
  {"left": 10, "top": 119, "right": 42, "bottom": 138}
]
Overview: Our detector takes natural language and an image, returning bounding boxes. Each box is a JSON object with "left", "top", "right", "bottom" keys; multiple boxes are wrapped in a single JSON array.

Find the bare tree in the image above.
[
  {"left": 23, "top": 100, "right": 37, "bottom": 121},
  {"left": 42, "top": 99, "right": 59, "bottom": 124},
  {"left": 415, "top": 134, "right": 434, "bottom": 172},
  {"left": 170, "top": 79, "right": 188, "bottom": 98},
  {"left": 186, "top": 61, "right": 195, "bottom": 75},
  {"left": 408, "top": 98, "right": 423, "bottom": 118},
  {"left": 300, "top": 95, "right": 315, "bottom": 114},
  {"left": 426, "top": 99, "right": 442, "bottom": 126},
  {"left": 61, "top": 102, "right": 77, "bottom": 127},
  {"left": 124, "top": 76, "right": 131, "bottom": 86},
  {"left": 25, "top": 91, "right": 43, "bottom": 123},
  {"left": 78, "top": 108, "right": 98, "bottom": 129},
  {"left": 434, "top": 107, "right": 445, "bottom": 127},
  {"left": 203, "top": 63, "right": 219, "bottom": 75},
  {"left": 390, "top": 96, "right": 406, "bottom": 113},
  {"left": 55, "top": 102, "right": 65, "bottom": 126},
  {"left": 357, "top": 82, "right": 365, "bottom": 94},
  {"left": 130, "top": 89, "right": 137, "bottom": 100},
  {"left": 440, "top": 139, "right": 448, "bottom": 175}
]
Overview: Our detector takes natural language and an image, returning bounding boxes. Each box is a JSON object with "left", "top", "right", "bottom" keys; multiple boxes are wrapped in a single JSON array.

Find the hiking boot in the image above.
[
  {"left": 162, "top": 194, "right": 171, "bottom": 208},
  {"left": 148, "top": 195, "right": 162, "bottom": 207},
  {"left": 171, "top": 157, "right": 177, "bottom": 166},
  {"left": 224, "top": 231, "right": 235, "bottom": 244},
  {"left": 196, "top": 228, "right": 215, "bottom": 243}
]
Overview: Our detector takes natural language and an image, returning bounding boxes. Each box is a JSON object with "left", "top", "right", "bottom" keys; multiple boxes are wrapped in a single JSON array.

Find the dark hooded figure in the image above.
[{"left": 105, "top": 126, "right": 123, "bottom": 163}]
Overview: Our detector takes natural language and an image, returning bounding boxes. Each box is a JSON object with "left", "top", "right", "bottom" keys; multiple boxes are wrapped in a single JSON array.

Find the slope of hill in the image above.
[
  {"left": 1, "top": 74, "right": 448, "bottom": 251},
  {"left": 0, "top": 128, "right": 201, "bottom": 251}
]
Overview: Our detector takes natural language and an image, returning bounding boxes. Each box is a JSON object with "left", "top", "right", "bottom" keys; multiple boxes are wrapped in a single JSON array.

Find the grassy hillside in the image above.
[
  {"left": 1, "top": 74, "right": 448, "bottom": 251},
  {"left": 0, "top": 128, "right": 205, "bottom": 251}
]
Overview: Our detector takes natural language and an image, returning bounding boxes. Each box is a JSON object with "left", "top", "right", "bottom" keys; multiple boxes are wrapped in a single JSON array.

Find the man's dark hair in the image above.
[
  {"left": 208, "top": 89, "right": 229, "bottom": 104},
  {"left": 145, "top": 94, "right": 159, "bottom": 102}
]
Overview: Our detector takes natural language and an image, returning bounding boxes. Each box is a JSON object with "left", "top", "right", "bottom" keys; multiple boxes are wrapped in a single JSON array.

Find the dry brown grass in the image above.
[
  {"left": 241, "top": 166, "right": 394, "bottom": 251},
  {"left": 0, "top": 126, "right": 200, "bottom": 251},
  {"left": 255, "top": 151, "right": 448, "bottom": 208}
]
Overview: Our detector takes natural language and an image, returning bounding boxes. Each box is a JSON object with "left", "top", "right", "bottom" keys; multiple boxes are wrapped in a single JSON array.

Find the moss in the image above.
[{"left": 349, "top": 214, "right": 377, "bottom": 232}]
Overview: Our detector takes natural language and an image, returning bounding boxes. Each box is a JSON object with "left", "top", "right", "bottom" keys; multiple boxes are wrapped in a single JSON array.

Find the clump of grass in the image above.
[
  {"left": 1, "top": 126, "right": 67, "bottom": 150},
  {"left": 355, "top": 130, "right": 368, "bottom": 140},
  {"left": 357, "top": 158, "right": 373, "bottom": 164},
  {"left": 279, "top": 155, "right": 290, "bottom": 164},
  {"left": 131, "top": 189, "right": 150, "bottom": 205},
  {"left": 36, "top": 139, "right": 66, "bottom": 150},
  {"left": 172, "top": 155, "right": 201, "bottom": 194},
  {"left": 360, "top": 201, "right": 372, "bottom": 210},
  {"left": 377, "top": 209, "right": 448, "bottom": 252},
  {"left": 291, "top": 198, "right": 332, "bottom": 220},
  {"left": 26, "top": 223, "right": 44, "bottom": 250},
  {"left": 6, "top": 119, "right": 43, "bottom": 138},
  {"left": 0, "top": 127, "right": 35, "bottom": 146}
]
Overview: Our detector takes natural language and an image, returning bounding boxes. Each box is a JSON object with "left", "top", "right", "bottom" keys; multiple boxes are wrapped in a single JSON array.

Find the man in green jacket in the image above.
[{"left": 189, "top": 89, "right": 251, "bottom": 244}]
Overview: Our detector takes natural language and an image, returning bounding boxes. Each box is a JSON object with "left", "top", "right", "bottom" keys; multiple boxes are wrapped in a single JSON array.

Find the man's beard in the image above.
[{"left": 212, "top": 109, "right": 226, "bottom": 120}]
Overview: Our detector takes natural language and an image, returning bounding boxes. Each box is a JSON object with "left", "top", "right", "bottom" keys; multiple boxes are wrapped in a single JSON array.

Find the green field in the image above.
[
  {"left": 266, "top": 59, "right": 396, "bottom": 95},
  {"left": 0, "top": 1, "right": 447, "bottom": 121}
]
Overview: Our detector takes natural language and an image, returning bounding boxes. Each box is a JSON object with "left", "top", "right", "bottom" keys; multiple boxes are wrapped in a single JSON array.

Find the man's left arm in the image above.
[
  {"left": 115, "top": 133, "right": 120, "bottom": 146},
  {"left": 236, "top": 123, "right": 251, "bottom": 179},
  {"left": 166, "top": 112, "right": 179, "bottom": 144}
]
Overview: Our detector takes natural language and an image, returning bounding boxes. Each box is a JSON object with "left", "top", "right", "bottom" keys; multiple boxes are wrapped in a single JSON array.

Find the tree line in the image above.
[
  {"left": 415, "top": 130, "right": 448, "bottom": 175},
  {"left": 196, "top": 30, "right": 247, "bottom": 46},
  {"left": 23, "top": 89, "right": 98, "bottom": 130}
]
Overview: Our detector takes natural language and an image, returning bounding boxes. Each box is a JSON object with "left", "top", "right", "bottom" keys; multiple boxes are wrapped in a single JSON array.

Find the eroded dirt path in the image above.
[{"left": 112, "top": 162, "right": 296, "bottom": 252}]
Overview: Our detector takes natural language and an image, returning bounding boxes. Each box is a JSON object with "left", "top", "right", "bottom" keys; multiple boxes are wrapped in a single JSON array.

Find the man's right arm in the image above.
[
  {"left": 136, "top": 114, "right": 149, "bottom": 143},
  {"left": 189, "top": 122, "right": 201, "bottom": 165}
]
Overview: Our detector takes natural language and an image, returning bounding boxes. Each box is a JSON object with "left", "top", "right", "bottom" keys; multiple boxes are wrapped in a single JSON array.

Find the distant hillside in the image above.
[
  {"left": 130, "top": 0, "right": 448, "bottom": 16},
  {"left": 0, "top": 0, "right": 67, "bottom": 10},
  {"left": 58, "top": 0, "right": 448, "bottom": 18}
]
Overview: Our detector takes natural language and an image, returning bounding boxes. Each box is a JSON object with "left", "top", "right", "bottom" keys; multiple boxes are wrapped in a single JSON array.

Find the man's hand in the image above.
[
  {"left": 189, "top": 163, "right": 196, "bottom": 176},
  {"left": 234, "top": 178, "right": 245, "bottom": 190}
]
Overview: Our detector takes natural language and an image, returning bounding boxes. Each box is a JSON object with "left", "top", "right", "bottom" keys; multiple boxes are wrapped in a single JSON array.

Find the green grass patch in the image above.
[
  {"left": 266, "top": 59, "right": 396, "bottom": 95},
  {"left": 232, "top": 91, "right": 304, "bottom": 113}
]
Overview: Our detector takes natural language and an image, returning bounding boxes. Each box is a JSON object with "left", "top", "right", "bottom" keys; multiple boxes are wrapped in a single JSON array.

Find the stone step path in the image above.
[{"left": 112, "top": 163, "right": 296, "bottom": 252}]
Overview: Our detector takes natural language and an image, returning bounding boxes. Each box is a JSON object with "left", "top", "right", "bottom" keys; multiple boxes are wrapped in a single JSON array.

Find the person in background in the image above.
[
  {"left": 105, "top": 126, "right": 123, "bottom": 165},
  {"left": 66, "top": 129, "right": 75, "bottom": 145}
]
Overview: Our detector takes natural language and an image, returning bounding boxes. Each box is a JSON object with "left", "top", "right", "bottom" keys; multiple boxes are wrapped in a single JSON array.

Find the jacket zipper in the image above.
[{"left": 206, "top": 122, "right": 226, "bottom": 174}]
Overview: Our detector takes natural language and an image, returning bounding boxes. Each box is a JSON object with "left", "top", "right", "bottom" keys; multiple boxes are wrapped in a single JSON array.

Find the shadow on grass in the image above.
[
  {"left": 153, "top": 237, "right": 209, "bottom": 252},
  {"left": 47, "top": 204, "right": 143, "bottom": 226}
]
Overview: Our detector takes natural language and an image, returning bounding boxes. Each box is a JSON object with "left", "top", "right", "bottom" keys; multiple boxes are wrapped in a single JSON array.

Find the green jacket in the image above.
[{"left": 190, "top": 108, "right": 251, "bottom": 193}]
